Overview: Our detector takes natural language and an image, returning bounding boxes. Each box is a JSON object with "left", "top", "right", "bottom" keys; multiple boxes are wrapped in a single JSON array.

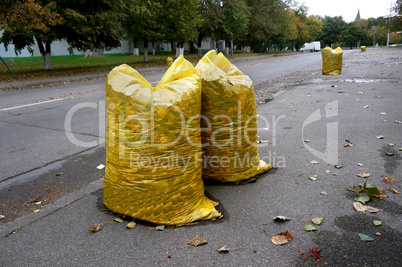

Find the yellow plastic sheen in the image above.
[
  {"left": 196, "top": 50, "right": 273, "bottom": 182},
  {"left": 103, "top": 55, "right": 220, "bottom": 225},
  {"left": 322, "top": 47, "right": 343, "bottom": 75},
  {"left": 360, "top": 46, "right": 366, "bottom": 52}
]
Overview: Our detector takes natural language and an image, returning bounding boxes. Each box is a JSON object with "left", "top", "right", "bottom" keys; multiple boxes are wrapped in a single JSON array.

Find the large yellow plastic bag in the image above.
[
  {"left": 322, "top": 47, "right": 343, "bottom": 75},
  {"left": 195, "top": 50, "right": 272, "bottom": 182},
  {"left": 104, "top": 55, "right": 220, "bottom": 225}
]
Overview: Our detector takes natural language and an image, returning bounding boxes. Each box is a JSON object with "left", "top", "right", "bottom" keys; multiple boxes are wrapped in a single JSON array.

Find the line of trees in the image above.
[{"left": 1, "top": 0, "right": 401, "bottom": 70}]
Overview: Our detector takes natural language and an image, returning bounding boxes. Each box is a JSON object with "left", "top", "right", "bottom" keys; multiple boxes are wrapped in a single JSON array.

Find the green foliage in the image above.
[
  {"left": 317, "top": 16, "right": 347, "bottom": 47},
  {"left": 353, "top": 181, "right": 381, "bottom": 204}
]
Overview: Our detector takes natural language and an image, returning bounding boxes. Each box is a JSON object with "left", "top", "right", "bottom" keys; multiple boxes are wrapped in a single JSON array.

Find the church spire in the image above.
[{"left": 355, "top": 9, "right": 361, "bottom": 21}]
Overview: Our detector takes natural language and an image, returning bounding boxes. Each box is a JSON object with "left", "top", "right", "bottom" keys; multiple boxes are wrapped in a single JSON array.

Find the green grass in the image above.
[{"left": 0, "top": 51, "right": 286, "bottom": 82}]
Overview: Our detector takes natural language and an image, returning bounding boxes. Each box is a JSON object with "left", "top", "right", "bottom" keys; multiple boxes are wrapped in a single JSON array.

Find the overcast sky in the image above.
[{"left": 300, "top": 0, "right": 396, "bottom": 22}]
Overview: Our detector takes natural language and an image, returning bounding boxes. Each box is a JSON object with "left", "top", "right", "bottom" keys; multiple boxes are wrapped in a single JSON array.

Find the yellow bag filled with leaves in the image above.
[
  {"left": 360, "top": 46, "right": 366, "bottom": 52},
  {"left": 195, "top": 50, "right": 273, "bottom": 182},
  {"left": 104, "top": 55, "right": 220, "bottom": 225},
  {"left": 322, "top": 47, "right": 343, "bottom": 75}
]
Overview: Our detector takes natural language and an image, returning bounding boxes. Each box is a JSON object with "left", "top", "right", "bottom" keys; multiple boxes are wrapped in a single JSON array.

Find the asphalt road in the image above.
[{"left": 1, "top": 48, "right": 401, "bottom": 266}]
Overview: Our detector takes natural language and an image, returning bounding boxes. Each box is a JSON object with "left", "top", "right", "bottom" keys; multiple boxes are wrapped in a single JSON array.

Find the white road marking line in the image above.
[{"left": 0, "top": 98, "right": 65, "bottom": 112}]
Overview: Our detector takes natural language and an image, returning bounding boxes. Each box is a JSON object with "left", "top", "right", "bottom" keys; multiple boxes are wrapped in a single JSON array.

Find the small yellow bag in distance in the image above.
[
  {"left": 360, "top": 46, "right": 366, "bottom": 52},
  {"left": 104, "top": 55, "right": 220, "bottom": 225},
  {"left": 322, "top": 47, "right": 343, "bottom": 75},
  {"left": 196, "top": 50, "right": 273, "bottom": 182}
]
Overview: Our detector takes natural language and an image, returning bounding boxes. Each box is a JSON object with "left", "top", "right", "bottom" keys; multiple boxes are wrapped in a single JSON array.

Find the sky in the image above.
[{"left": 300, "top": 0, "right": 396, "bottom": 22}]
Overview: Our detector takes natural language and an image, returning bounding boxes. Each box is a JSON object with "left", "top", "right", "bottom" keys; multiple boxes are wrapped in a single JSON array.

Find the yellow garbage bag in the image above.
[
  {"left": 165, "top": 57, "right": 173, "bottom": 67},
  {"left": 322, "top": 47, "right": 343, "bottom": 75},
  {"left": 104, "top": 55, "right": 220, "bottom": 225},
  {"left": 195, "top": 50, "right": 273, "bottom": 182},
  {"left": 360, "top": 46, "right": 366, "bottom": 52}
]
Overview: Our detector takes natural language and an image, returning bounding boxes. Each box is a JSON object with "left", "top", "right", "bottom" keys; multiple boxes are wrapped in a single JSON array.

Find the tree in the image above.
[
  {"left": 58, "top": 0, "right": 122, "bottom": 56},
  {"left": 120, "top": 0, "right": 163, "bottom": 62},
  {"left": 220, "top": 0, "right": 250, "bottom": 53},
  {"left": 317, "top": 16, "right": 347, "bottom": 47},
  {"left": 0, "top": 0, "right": 122, "bottom": 70},
  {"left": 160, "top": 0, "right": 202, "bottom": 57},
  {"left": 197, "top": 0, "right": 222, "bottom": 57},
  {"left": 0, "top": 0, "right": 63, "bottom": 70},
  {"left": 246, "top": 0, "right": 290, "bottom": 52}
]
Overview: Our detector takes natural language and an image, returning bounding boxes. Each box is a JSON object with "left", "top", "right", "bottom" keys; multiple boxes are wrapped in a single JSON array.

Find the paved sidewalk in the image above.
[{"left": 0, "top": 47, "right": 401, "bottom": 266}]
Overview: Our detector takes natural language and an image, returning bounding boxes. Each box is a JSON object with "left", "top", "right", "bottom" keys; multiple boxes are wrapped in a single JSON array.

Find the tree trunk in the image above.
[
  {"left": 152, "top": 41, "right": 155, "bottom": 55},
  {"left": 143, "top": 40, "right": 148, "bottom": 62},
  {"left": 170, "top": 41, "right": 176, "bottom": 55},
  {"left": 36, "top": 38, "right": 51, "bottom": 70},
  {"left": 197, "top": 36, "right": 203, "bottom": 58}
]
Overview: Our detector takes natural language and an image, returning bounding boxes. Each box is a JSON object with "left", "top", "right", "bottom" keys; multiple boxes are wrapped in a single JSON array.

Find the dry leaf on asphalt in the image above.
[
  {"left": 0, "top": 215, "right": 4, "bottom": 220},
  {"left": 187, "top": 234, "right": 208, "bottom": 247},
  {"left": 210, "top": 200, "right": 220, "bottom": 207},
  {"left": 273, "top": 216, "right": 291, "bottom": 221},
  {"left": 217, "top": 246, "right": 230, "bottom": 252},
  {"left": 334, "top": 164, "right": 343, "bottom": 169},
  {"left": 114, "top": 218, "right": 123, "bottom": 223},
  {"left": 88, "top": 224, "right": 102, "bottom": 232},
  {"left": 312, "top": 218, "right": 325, "bottom": 225},
  {"left": 310, "top": 160, "right": 319, "bottom": 164},
  {"left": 357, "top": 172, "right": 370, "bottom": 178},
  {"left": 126, "top": 221, "right": 137, "bottom": 229},
  {"left": 390, "top": 188, "right": 400, "bottom": 194},
  {"left": 96, "top": 164, "right": 105, "bottom": 170},
  {"left": 271, "top": 230, "right": 293, "bottom": 245},
  {"left": 320, "top": 191, "right": 328, "bottom": 195}
]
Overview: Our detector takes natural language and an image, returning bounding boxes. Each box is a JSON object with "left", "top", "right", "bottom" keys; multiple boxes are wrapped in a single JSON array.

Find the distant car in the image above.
[{"left": 300, "top": 41, "right": 321, "bottom": 52}]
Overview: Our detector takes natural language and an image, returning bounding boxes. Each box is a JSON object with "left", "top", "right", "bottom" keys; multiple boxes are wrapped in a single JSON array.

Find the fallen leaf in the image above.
[
  {"left": 309, "top": 247, "right": 323, "bottom": 260},
  {"left": 7, "top": 150, "right": 15, "bottom": 153},
  {"left": 390, "top": 178, "right": 398, "bottom": 182},
  {"left": 390, "top": 188, "right": 400, "bottom": 194},
  {"left": 332, "top": 173, "right": 338, "bottom": 176},
  {"left": 271, "top": 235, "right": 288, "bottom": 245},
  {"left": 88, "top": 224, "right": 102, "bottom": 232},
  {"left": 325, "top": 170, "right": 331, "bottom": 173},
  {"left": 273, "top": 216, "right": 291, "bottom": 221},
  {"left": 210, "top": 200, "right": 220, "bottom": 207},
  {"left": 126, "top": 221, "right": 137, "bottom": 229},
  {"left": 366, "top": 206, "right": 381, "bottom": 213},
  {"left": 380, "top": 112, "right": 386, "bottom": 115},
  {"left": 0, "top": 215, "right": 4, "bottom": 220},
  {"left": 310, "top": 160, "right": 319, "bottom": 164},
  {"left": 217, "top": 246, "right": 230, "bottom": 252},
  {"left": 33, "top": 209, "right": 40, "bottom": 213},
  {"left": 304, "top": 140, "right": 310, "bottom": 143},
  {"left": 188, "top": 234, "right": 208, "bottom": 247},
  {"left": 304, "top": 224, "right": 317, "bottom": 231},
  {"left": 394, "top": 120, "right": 402, "bottom": 123},
  {"left": 376, "top": 135, "right": 385, "bottom": 139},
  {"left": 156, "top": 225, "right": 165, "bottom": 231},
  {"left": 359, "top": 233, "right": 374, "bottom": 242},
  {"left": 334, "top": 165, "right": 343, "bottom": 169},
  {"left": 354, "top": 202, "right": 367, "bottom": 212},
  {"left": 96, "top": 164, "right": 105, "bottom": 170},
  {"left": 372, "top": 194, "right": 388, "bottom": 199},
  {"left": 354, "top": 195, "right": 370, "bottom": 204},
  {"left": 375, "top": 232, "right": 381, "bottom": 236},
  {"left": 385, "top": 149, "right": 395, "bottom": 156},
  {"left": 309, "top": 175, "right": 318, "bottom": 181},
  {"left": 388, "top": 143, "right": 395, "bottom": 147},
  {"left": 357, "top": 172, "right": 370, "bottom": 178},
  {"left": 114, "top": 218, "right": 123, "bottom": 223},
  {"left": 373, "top": 220, "right": 383, "bottom": 226},
  {"left": 320, "top": 191, "right": 328, "bottom": 195},
  {"left": 237, "top": 190, "right": 242, "bottom": 194},
  {"left": 363, "top": 105, "right": 369, "bottom": 108},
  {"left": 312, "top": 218, "right": 325, "bottom": 225},
  {"left": 357, "top": 163, "right": 364, "bottom": 167}
]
